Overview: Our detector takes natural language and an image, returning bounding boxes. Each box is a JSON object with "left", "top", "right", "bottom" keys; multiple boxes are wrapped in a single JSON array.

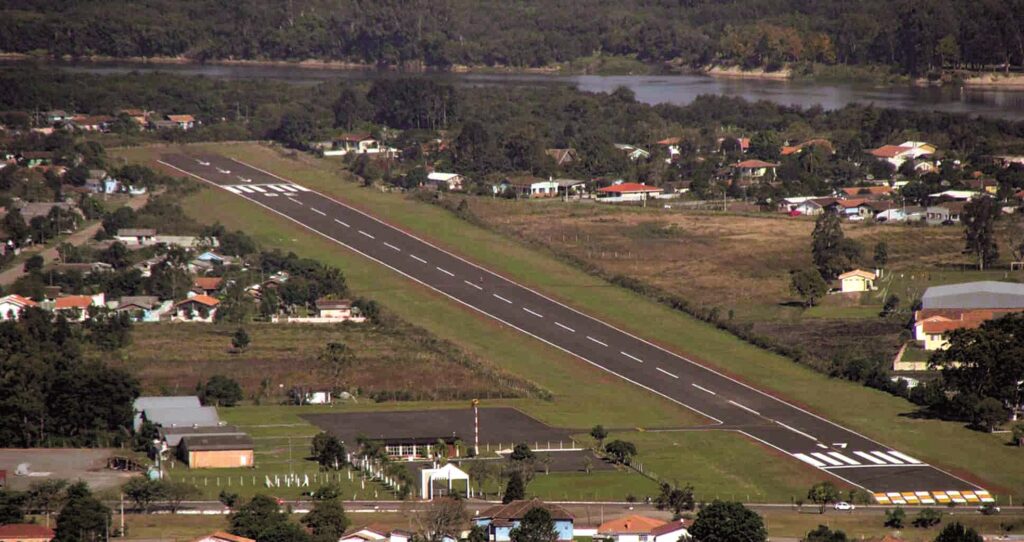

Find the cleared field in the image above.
[
  {"left": 108, "top": 321, "right": 533, "bottom": 401},
  {"left": 115, "top": 143, "right": 1022, "bottom": 501}
]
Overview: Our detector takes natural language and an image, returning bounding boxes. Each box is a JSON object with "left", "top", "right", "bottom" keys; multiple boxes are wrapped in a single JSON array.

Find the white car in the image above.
[
  {"left": 847, "top": 215, "right": 865, "bottom": 222},
  {"left": 834, "top": 501, "right": 855, "bottom": 511}
]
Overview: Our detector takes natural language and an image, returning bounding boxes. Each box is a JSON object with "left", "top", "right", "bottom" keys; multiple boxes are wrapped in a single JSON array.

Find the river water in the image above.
[{"left": 19, "top": 60, "right": 1024, "bottom": 121}]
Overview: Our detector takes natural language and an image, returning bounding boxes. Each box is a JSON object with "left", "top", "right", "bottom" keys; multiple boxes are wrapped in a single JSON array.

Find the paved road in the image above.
[{"left": 158, "top": 152, "right": 992, "bottom": 504}]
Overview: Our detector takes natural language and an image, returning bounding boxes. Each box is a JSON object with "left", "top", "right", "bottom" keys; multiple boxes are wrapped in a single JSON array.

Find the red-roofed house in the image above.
[
  {"left": 781, "top": 139, "right": 834, "bottom": 157},
  {"left": 191, "top": 532, "right": 255, "bottom": 542},
  {"left": 868, "top": 141, "right": 935, "bottom": 169},
  {"left": 596, "top": 183, "right": 664, "bottom": 203},
  {"left": 732, "top": 160, "right": 778, "bottom": 179},
  {"left": 53, "top": 293, "right": 105, "bottom": 321},
  {"left": 840, "top": 186, "right": 892, "bottom": 199},
  {"left": 0, "top": 524, "right": 55, "bottom": 542},
  {"left": 192, "top": 277, "right": 224, "bottom": 295},
  {"left": 0, "top": 294, "right": 37, "bottom": 321},
  {"left": 173, "top": 294, "right": 220, "bottom": 322},
  {"left": 596, "top": 516, "right": 690, "bottom": 542},
  {"left": 166, "top": 114, "right": 196, "bottom": 130}
]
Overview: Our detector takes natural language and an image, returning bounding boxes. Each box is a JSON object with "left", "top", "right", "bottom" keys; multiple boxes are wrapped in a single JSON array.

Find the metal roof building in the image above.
[{"left": 921, "top": 281, "right": 1024, "bottom": 310}]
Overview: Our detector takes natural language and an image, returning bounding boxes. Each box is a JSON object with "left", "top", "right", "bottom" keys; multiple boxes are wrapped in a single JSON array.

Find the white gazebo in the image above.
[{"left": 420, "top": 463, "right": 471, "bottom": 500}]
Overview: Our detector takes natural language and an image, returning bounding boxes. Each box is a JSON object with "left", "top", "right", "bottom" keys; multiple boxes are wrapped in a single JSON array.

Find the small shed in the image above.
[{"left": 179, "top": 434, "right": 255, "bottom": 469}]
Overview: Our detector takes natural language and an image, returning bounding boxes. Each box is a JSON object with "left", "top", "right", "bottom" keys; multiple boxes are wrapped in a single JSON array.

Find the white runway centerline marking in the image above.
[
  {"left": 436, "top": 266, "right": 455, "bottom": 277},
  {"left": 383, "top": 242, "right": 401, "bottom": 251},
  {"left": 358, "top": 230, "right": 375, "bottom": 239},
  {"left": 587, "top": 336, "right": 608, "bottom": 347},
  {"left": 555, "top": 322, "right": 575, "bottom": 333},
  {"left": 656, "top": 367, "right": 679, "bottom": 379},
  {"left": 523, "top": 307, "right": 544, "bottom": 318},
  {"left": 288, "top": 197, "right": 303, "bottom": 205},
  {"left": 410, "top": 254, "right": 427, "bottom": 263},
  {"left": 493, "top": 293, "right": 513, "bottom": 304},
  {"left": 311, "top": 208, "right": 326, "bottom": 216},
  {"left": 692, "top": 383, "right": 716, "bottom": 395},
  {"left": 334, "top": 219, "right": 349, "bottom": 227},
  {"left": 621, "top": 351, "right": 644, "bottom": 363},
  {"left": 464, "top": 280, "right": 483, "bottom": 290},
  {"left": 777, "top": 421, "right": 818, "bottom": 441},
  {"left": 728, "top": 400, "right": 760, "bottom": 416}
]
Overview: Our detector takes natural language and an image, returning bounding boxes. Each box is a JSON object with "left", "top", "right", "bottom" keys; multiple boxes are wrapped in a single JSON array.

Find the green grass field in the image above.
[{"left": 114, "top": 142, "right": 1023, "bottom": 501}]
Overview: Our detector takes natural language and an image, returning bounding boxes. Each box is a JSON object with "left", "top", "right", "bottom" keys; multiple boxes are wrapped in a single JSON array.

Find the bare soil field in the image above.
[{"left": 0, "top": 449, "right": 132, "bottom": 491}]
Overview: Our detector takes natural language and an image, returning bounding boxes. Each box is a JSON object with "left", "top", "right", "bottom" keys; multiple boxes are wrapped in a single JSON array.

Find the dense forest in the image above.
[{"left": 2, "top": 0, "right": 1024, "bottom": 75}]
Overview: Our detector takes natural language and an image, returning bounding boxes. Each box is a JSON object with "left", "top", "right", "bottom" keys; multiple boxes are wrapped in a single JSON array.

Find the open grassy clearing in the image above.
[
  {"left": 760, "top": 510, "right": 1020, "bottom": 541},
  {"left": 105, "top": 321, "right": 532, "bottom": 401},
  {"left": 116, "top": 143, "right": 1022, "bottom": 501}
]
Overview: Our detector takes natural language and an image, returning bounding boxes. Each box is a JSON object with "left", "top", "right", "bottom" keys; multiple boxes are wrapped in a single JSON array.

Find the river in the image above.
[{"left": 18, "top": 59, "right": 1024, "bottom": 121}]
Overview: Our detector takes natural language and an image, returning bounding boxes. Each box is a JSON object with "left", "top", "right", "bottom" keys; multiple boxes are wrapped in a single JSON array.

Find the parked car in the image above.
[{"left": 834, "top": 501, "right": 855, "bottom": 511}]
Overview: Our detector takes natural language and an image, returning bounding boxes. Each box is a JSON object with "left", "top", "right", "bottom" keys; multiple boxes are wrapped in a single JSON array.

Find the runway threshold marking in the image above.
[
  {"left": 383, "top": 242, "right": 401, "bottom": 252},
  {"left": 587, "top": 336, "right": 608, "bottom": 347},
  {"left": 656, "top": 367, "right": 679, "bottom": 379},
  {"left": 728, "top": 400, "right": 760, "bottom": 416},
  {"left": 854, "top": 451, "right": 887, "bottom": 465},
  {"left": 464, "top": 280, "right": 483, "bottom": 291},
  {"left": 692, "top": 383, "right": 716, "bottom": 395},
  {"left": 621, "top": 351, "right": 644, "bottom": 363},
  {"left": 555, "top": 322, "right": 575, "bottom": 333},
  {"left": 523, "top": 307, "right": 544, "bottom": 318},
  {"left": 334, "top": 219, "right": 349, "bottom": 227},
  {"left": 436, "top": 266, "right": 455, "bottom": 277},
  {"left": 493, "top": 293, "right": 513, "bottom": 304}
]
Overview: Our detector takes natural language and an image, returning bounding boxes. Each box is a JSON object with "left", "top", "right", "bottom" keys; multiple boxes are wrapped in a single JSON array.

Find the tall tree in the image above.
[
  {"left": 807, "top": 481, "right": 842, "bottom": 514},
  {"left": 934, "top": 522, "right": 983, "bottom": 542},
  {"left": 503, "top": 472, "right": 526, "bottom": 504},
  {"left": 230, "top": 495, "right": 290, "bottom": 540},
  {"left": 510, "top": 507, "right": 557, "bottom": 542},
  {"left": 55, "top": 482, "right": 110, "bottom": 542},
  {"left": 690, "top": 501, "right": 766, "bottom": 542},
  {"left": 302, "top": 497, "right": 351, "bottom": 542},
  {"left": 963, "top": 196, "right": 999, "bottom": 270},
  {"left": 811, "top": 212, "right": 860, "bottom": 281},
  {"left": 414, "top": 498, "right": 468, "bottom": 542}
]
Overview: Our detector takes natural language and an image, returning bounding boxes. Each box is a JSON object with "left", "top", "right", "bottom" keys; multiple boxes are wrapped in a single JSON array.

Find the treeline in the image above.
[
  {"left": 0, "top": 309, "right": 138, "bottom": 447},
  {"left": 2, "top": 0, "right": 1024, "bottom": 74}
]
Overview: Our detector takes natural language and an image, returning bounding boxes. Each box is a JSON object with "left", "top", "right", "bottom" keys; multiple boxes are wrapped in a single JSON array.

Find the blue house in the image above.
[{"left": 474, "top": 499, "right": 574, "bottom": 542}]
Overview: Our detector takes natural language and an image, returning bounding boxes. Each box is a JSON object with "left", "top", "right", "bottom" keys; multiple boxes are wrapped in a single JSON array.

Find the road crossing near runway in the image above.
[{"left": 158, "top": 151, "right": 994, "bottom": 503}]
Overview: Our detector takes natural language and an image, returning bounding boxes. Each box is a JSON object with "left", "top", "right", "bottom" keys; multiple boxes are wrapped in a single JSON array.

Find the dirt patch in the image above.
[{"left": 0, "top": 449, "right": 133, "bottom": 492}]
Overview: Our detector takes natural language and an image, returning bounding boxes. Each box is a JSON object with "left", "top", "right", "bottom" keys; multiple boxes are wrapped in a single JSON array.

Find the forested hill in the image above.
[{"left": 1, "top": 0, "right": 1023, "bottom": 75}]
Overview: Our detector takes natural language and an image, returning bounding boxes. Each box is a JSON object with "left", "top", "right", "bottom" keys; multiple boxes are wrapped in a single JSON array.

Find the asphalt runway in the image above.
[{"left": 158, "top": 152, "right": 993, "bottom": 504}]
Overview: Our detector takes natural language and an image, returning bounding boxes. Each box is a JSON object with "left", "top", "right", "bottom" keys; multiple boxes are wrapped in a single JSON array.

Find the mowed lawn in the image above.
[{"left": 116, "top": 143, "right": 1021, "bottom": 501}]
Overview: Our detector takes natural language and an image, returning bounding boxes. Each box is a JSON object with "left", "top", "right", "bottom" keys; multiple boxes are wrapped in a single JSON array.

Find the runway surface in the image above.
[{"left": 158, "top": 152, "right": 992, "bottom": 504}]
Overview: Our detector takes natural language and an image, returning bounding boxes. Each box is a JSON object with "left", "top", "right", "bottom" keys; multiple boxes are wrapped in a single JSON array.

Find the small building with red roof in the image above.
[
  {"left": 0, "top": 294, "right": 38, "bottom": 321},
  {"left": 596, "top": 182, "right": 664, "bottom": 203},
  {"left": 595, "top": 516, "right": 690, "bottom": 542},
  {"left": 732, "top": 160, "right": 778, "bottom": 179},
  {"left": 173, "top": 294, "right": 220, "bottom": 322},
  {"left": 192, "top": 277, "right": 224, "bottom": 296},
  {"left": 53, "top": 293, "right": 106, "bottom": 321},
  {"left": 191, "top": 532, "right": 254, "bottom": 542},
  {"left": 0, "top": 524, "right": 55, "bottom": 542}
]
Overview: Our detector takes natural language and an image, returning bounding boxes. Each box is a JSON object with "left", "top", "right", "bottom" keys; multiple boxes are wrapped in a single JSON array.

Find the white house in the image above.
[
  {"left": 0, "top": 294, "right": 37, "bottom": 321},
  {"left": 340, "top": 526, "right": 411, "bottom": 542},
  {"left": 868, "top": 141, "right": 936, "bottom": 169},
  {"left": 614, "top": 144, "right": 651, "bottom": 161},
  {"left": 53, "top": 293, "right": 106, "bottom": 321},
  {"left": 427, "top": 172, "right": 465, "bottom": 191},
  {"left": 494, "top": 177, "right": 559, "bottom": 198},
  {"left": 596, "top": 182, "right": 663, "bottom": 203},
  {"left": 116, "top": 228, "right": 157, "bottom": 246},
  {"left": 322, "top": 134, "right": 396, "bottom": 157},
  {"left": 733, "top": 159, "right": 778, "bottom": 179},
  {"left": 172, "top": 294, "right": 220, "bottom": 322},
  {"left": 838, "top": 269, "right": 876, "bottom": 293}
]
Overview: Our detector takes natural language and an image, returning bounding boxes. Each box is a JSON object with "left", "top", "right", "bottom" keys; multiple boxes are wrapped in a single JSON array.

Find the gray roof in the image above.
[
  {"left": 117, "top": 228, "right": 157, "bottom": 237},
  {"left": 143, "top": 406, "right": 221, "bottom": 428},
  {"left": 159, "top": 425, "right": 241, "bottom": 447},
  {"left": 133, "top": 396, "right": 201, "bottom": 413},
  {"left": 921, "top": 281, "right": 1024, "bottom": 309},
  {"left": 180, "top": 433, "right": 254, "bottom": 451},
  {"left": 116, "top": 296, "right": 160, "bottom": 310},
  {"left": 553, "top": 179, "right": 586, "bottom": 187}
]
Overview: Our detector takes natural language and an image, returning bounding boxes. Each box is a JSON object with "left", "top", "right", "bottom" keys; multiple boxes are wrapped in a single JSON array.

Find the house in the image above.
[
  {"left": 475, "top": 499, "right": 574, "bottom": 542},
  {"left": 71, "top": 115, "right": 114, "bottom": 132},
  {"left": 596, "top": 516, "right": 690, "bottom": 542},
  {"left": 316, "top": 298, "right": 355, "bottom": 319},
  {"left": 913, "top": 281, "right": 1024, "bottom": 353},
  {"left": 596, "top": 183, "right": 664, "bottom": 203},
  {"left": 119, "top": 109, "right": 151, "bottom": 127},
  {"left": 173, "top": 294, "right": 220, "bottom": 322},
  {"left": 322, "top": 133, "right": 394, "bottom": 157},
  {"left": 426, "top": 172, "right": 465, "bottom": 191},
  {"left": 159, "top": 425, "right": 244, "bottom": 449},
  {"left": 193, "top": 277, "right": 224, "bottom": 296},
  {"left": 875, "top": 206, "right": 925, "bottom": 223},
  {"left": 840, "top": 186, "right": 891, "bottom": 199},
  {"left": 656, "top": 137, "right": 682, "bottom": 162},
  {"left": 868, "top": 141, "right": 936, "bottom": 169},
  {"left": 965, "top": 178, "right": 999, "bottom": 195},
  {"left": 179, "top": 433, "right": 255, "bottom": 468},
  {"left": 553, "top": 179, "right": 588, "bottom": 198},
  {"left": 114, "top": 296, "right": 169, "bottom": 322},
  {"left": 44, "top": 110, "right": 71, "bottom": 124},
  {"left": 927, "top": 190, "right": 978, "bottom": 201},
  {"left": 0, "top": 294, "right": 37, "bottom": 321},
  {"left": 733, "top": 160, "right": 778, "bottom": 179},
  {"left": 838, "top": 269, "right": 876, "bottom": 293},
  {"left": 191, "top": 531, "right": 254, "bottom": 542},
  {"left": 614, "top": 144, "right": 650, "bottom": 161},
  {"left": 53, "top": 293, "right": 105, "bottom": 321},
  {"left": 717, "top": 137, "right": 750, "bottom": 154},
  {"left": 494, "top": 177, "right": 559, "bottom": 198},
  {"left": 781, "top": 139, "right": 833, "bottom": 157},
  {"left": 818, "top": 198, "right": 874, "bottom": 219},
  {"left": 17, "top": 151, "right": 52, "bottom": 168},
  {"left": 340, "top": 525, "right": 412, "bottom": 542},
  {"left": 0, "top": 524, "right": 55, "bottom": 542},
  {"left": 18, "top": 201, "right": 81, "bottom": 225},
  {"left": 303, "top": 391, "right": 332, "bottom": 405},
  {"left": 133, "top": 395, "right": 207, "bottom": 431},
  {"left": 116, "top": 228, "right": 157, "bottom": 246},
  {"left": 545, "top": 148, "right": 578, "bottom": 167},
  {"left": 165, "top": 114, "right": 196, "bottom": 130},
  {"left": 789, "top": 199, "right": 824, "bottom": 216},
  {"left": 925, "top": 201, "right": 967, "bottom": 225}
]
